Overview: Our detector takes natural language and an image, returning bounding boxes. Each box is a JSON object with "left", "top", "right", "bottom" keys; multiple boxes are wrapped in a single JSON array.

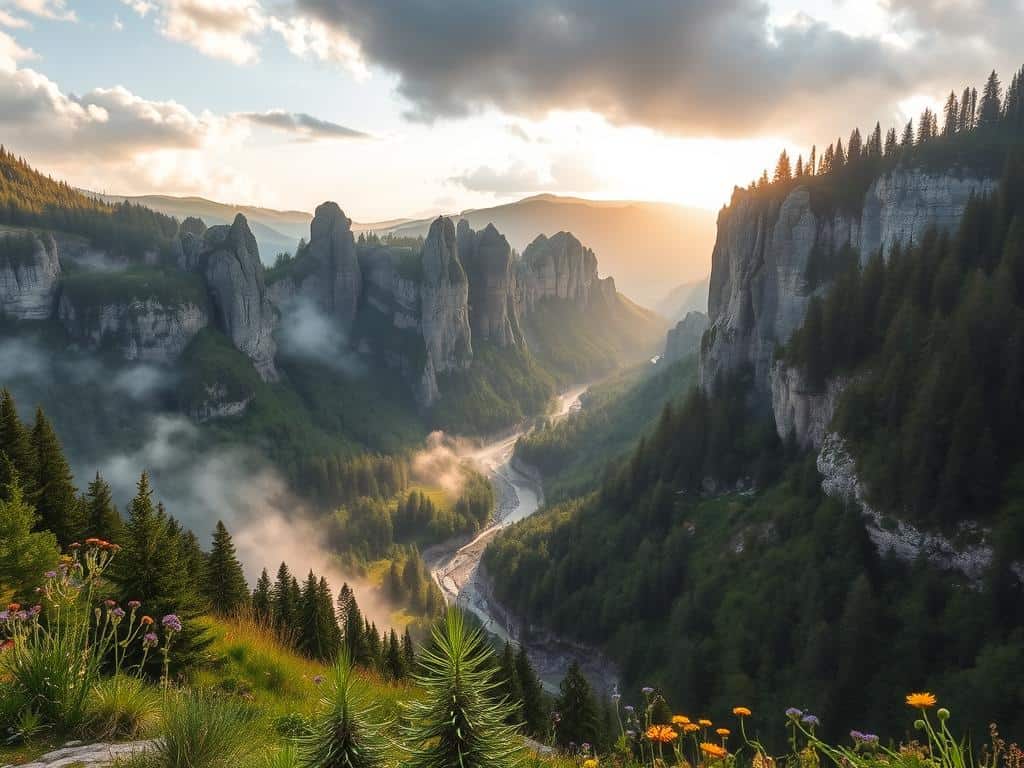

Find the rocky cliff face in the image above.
[
  {"left": 418, "top": 217, "right": 473, "bottom": 403},
  {"left": 57, "top": 295, "right": 207, "bottom": 364},
  {"left": 701, "top": 168, "right": 996, "bottom": 394},
  {"left": 459, "top": 220, "right": 521, "bottom": 347},
  {"left": 295, "top": 202, "right": 362, "bottom": 335},
  {"left": 200, "top": 215, "right": 278, "bottom": 381},
  {"left": 664, "top": 311, "right": 708, "bottom": 363},
  {"left": 770, "top": 363, "right": 848, "bottom": 450},
  {"left": 0, "top": 232, "right": 61, "bottom": 320},
  {"left": 520, "top": 231, "right": 599, "bottom": 310}
]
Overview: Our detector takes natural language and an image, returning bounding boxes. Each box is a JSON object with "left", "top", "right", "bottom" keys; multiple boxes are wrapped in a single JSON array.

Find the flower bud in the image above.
[
  {"left": 937, "top": 708, "right": 950, "bottom": 721},
  {"left": 914, "top": 720, "right": 926, "bottom": 731}
]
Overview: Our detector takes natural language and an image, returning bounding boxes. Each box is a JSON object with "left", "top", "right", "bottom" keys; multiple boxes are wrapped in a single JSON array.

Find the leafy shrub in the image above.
[{"left": 273, "top": 711, "right": 312, "bottom": 740}]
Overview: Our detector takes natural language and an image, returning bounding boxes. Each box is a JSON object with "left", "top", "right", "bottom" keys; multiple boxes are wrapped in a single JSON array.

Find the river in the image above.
[{"left": 424, "top": 385, "right": 620, "bottom": 694}]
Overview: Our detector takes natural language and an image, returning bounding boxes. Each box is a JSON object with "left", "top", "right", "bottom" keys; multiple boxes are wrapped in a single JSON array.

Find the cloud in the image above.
[
  {"left": 158, "top": 0, "right": 267, "bottom": 65},
  {"left": 7, "top": 0, "right": 75, "bottom": 22},
  {"left": 0, "top": 9, "right": 30, "bottom": 28},
  {"left": 0, "top": 27, "right": 33, "bottom": 69},
  {"left": 239, "top": 109, "right": 370, "bottom": 141},
  {"left": 292, "top": 0, "right": 1014, "bottom": 141},
  {"left": 121, "top": 0, "right": 156, "bottom": 17},
  {"left": 276, "top": 297, "right": 367, "bottom": 375},
  {"left": 451, "top": 163, "right": 545, "bottom": 196}
]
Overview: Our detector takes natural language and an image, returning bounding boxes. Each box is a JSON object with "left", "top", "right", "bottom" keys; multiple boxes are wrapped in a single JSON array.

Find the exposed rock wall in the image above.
[
  {"left": 520, "top": 231, "right": 599, "bottom": 310},
  {"left": 200, "top": 214, "right": 278, "bottom": 381},
  {"left": 701, "top": 168, "right": 996, "bottom": 394},
  {"left": 418, "top": 217, "right": 473, "bottom": 403},
  {"left": 770, "top": 362, "right": 847, "bottom": 450},
  {"left": 295, "top": 201, "right": 362, "bottom": 334},
  {"left": 664, "top": 311, "right": 708, "bottom": 363},
  {"left": 57, "top": 295, "right": 207, "bottom": 364},
  {"left": 459, "top": 220, "right": 520, "bottom": 347},
  {"left": 0, "top": 231, "right": 60, "bottom": 320}
]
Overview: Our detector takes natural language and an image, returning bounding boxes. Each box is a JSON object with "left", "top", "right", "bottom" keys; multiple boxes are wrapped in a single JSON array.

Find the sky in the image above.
[{"left": 0, "top": 0, "right": 1020, "bottom": 221}]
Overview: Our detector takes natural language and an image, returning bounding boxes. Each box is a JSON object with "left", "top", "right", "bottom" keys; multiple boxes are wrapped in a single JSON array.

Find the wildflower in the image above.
[
  {"left": 7, "top": 603, "right": 20, "bottom": 612},
  {"left": 142, "top": 632, "right": 159, "bottom": 649},
  {"left": 162, "top": 614, "right": 182, "bottom": 633},
  {"left": 905, "top": 692, "right": 937, "bottom": 709},
  {"left": 128, "top": 600, "right": 142, "bottom": 610},
  {"left": 937, "top": 708, "right": 950, "bottom": 721},
  {"left": 141, "top": 615, "right": 154, "bottom": 625},
  {"left": 111, "top": 607, "right": 125, "bottom": 620},
  {"left": 646, "top": 725, "right": 678, "bottom": 744},
  {"left": 313, "top": 675, "right": 324, "bottom": 685},
  {"left": 733, "top": 707, "right": 752, "bottom": 717},
  {"left": 583, "top": 760, "right": 599, "bottom": 768},
  {"left": 850, "top": 730, "right": 866, "bottom": 742},
  {"left": 29, "top": 605, "right": 40, "bottom": 616},
  {"left": 699, "top": 719, "right": 713, "bottom": 727},
  {"left": 0, "top": 639, "right": 13, "bottom": 653},
  {"left": 109, "top": 543, "right": 122, "bottom": 553},
  {"left": 624, "top": 705, "right": 635, "bottom": 714},
  {"left": 785, "top": 708, "right": 803, "bottom": 720},
  {"left": 581, "top": 743, "right": 592, "bottom": 754},
  {"left": 69, "top": 542, "right": 81, "bottom": 549},
  {"left": 672, "top": 715, "right": 691, "bottom": 726},
  {"left": 802, "top": 714, "right": 820, "bottom": 727},
  {"left": 104, "top": 599, "right": 117, "bottom": 608},
  {"left": 701, "top": 742, "right": 728, "bottom": 759},
  {"left": 15, "top": 610, "right": 28, "bottom": 620},
  {"left": 612, "top": 693, "right": 622, "bottom": 702},
  {"left": 716, "top": 728, "right": 731, "bottom": 737},
  {"left": 684, "top": 723, "right": 700, "bottom": 734},
  {"left": 44, "top": 570, "right": 57, "bottom": 579},
  {"left": 642, "top": 686, "right": 655, "bottom": 695},
  {"left": 0, "top": 611, "right": 8, "bottom": 622},
  {"left": 85, "top": 537, "right": 101, "bottom": 546}
]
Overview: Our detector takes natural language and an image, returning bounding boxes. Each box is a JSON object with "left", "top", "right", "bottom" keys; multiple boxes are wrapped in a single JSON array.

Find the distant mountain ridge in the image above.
[{"left": 89, "top": 191, "right": 715, "bottom": 308}]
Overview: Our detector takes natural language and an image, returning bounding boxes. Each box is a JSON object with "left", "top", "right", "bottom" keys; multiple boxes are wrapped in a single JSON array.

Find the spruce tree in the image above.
[
  {"left": 554, "top": 661, "right": 600, "bottom": 749},
  {"left": 0, "top": 389, "right": 34, "bottom": 491},
  {"left": 497, "top": 641, "right": 524, "bottom": 726},
  {"left": 273, "top": 562, "right": 296, "bottom": 632},
  {"left": 402, "top": 627, "right": 416, "bottom": 673},
  {"left": 0, "top": 470, "right": 59, "bottom": 602},
  {"left": 203, "top": 521, "right": 250, "bottom": 616},
  {"left": 385, "top": 629, "right": 404, "bottom": 680},
  {"left": 979, "top": 70, "right": 1003, "bottom": 127},
  {"left": 401, "top": 610, "right": 525, "bottom": 768},
  {"left": 83, "top": 472, "right": 122, "bottom": 542},
  {"left": 317, "top": 576, "right": 342, "bottom": 660},
  {"left": 514, "top": 645, "right": 547, "bottom": 736},
  {"left": 943, "top": 91, "right": 960, "bottom": 135},
  {"left": 30, "top": 408, "right": 82, "bottom": 545},
  {"left": 253, "top": 568, "right": 272, "bottom": 622}
]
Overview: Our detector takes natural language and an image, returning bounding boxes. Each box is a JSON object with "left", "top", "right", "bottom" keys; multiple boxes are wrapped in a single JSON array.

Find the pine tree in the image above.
[
  {"left": 83, "top": 472, "right": 122, "bottom": 541},
  {"left": 943, "top": 91, "right": 960, "bottom": 135},
  {"left": 901, "top": 119, "right": 914, "bottom": 147},
  {"left": 868, "top": 122, "right": 883, "bottom": 157},
  {"left": 402, "top": 627, "right": 416, "bottom": 673},
  {"left": 0, "top": 389, "right": 34, "bottom": 491},
  {"left": 515, "top": 645, "right": 547, "bottom": 736},
  {"left": 253, "top": 568, "right": 272, "bottom": 622},
  {"left": 0, "top": 470, "right": 58, "bottom": 602},
  {"left": 400, "top": 610, "right": 524, "bottom": 768},
  {"left": 884, "top": 127, "right": 898, "bottom": 156},
  {"left": 808, "top": 145, "right": 816, "bottom": 176},
  {"left": 773, "top": 150, "right": 792, "bottom": 183},
  {"left": 496, "top": 641, "right": 524, "bottom": 726},
  {"left": 794, "top": 155, "right": 803, "bottom": 177},
  {"left": 317, "top": 576, "right": 342, "bottom": 660},
  {"left": 300, "top": 570, "right": 336, "bottom": 661},
  {"left": 554, "top": 661, "right": 600, "bottom": 749},
  {"left": 30, "top": 408, "right": 82, "bottom": 545},
  {"left": 177, "top": 527, "right": 206, "bottom": 584},
  {"left": 273, "top": 562, "right": 296, "bottom": 632},
  {"left": 203, "top": 521, "right": 250, "bottom": 616},
  {"left": 847, "top": 128, "right": 862, "bottom": 163},
  {"left": 385, "top": 629, "right": 404, "bottom": 680},
  {"left": 979, "top": 70, "right": 1003, "bottom": 127},
  {"left": 834, "top": 137, "right": 846, "bottom": 167},
  {"left": 959, "top": 86, "right": 974, "bottom": 131}
]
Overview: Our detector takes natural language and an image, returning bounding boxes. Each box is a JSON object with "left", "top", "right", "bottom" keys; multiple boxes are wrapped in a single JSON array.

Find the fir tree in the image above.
[
  {"left": 884, "top": 127, "right": 898, "bottom": 156},
  {"left": 0, "top": 470, "right": 58, "bottom": 602},
  {"left": 30, "top": 408, "right": 82, "bottom": 545},
  {"left": 943, "top": 91, "right": 960, "bottom": 135},
  {"left": 0, "top": 389, "right": 34, "bottom": 492},
  {"left": 82, "top": 472, "right": 121, "bottom": 542},
  {"left": 773, "top": 150, "right": 792, "bottom": 183},
  {"left": 808, "top": 145, "right": 816, "bottom": 176},
  {"left": 203, "top": 520, "right": 250, "bottom": 616},
  {"left": 901, "top": 119, "right": 914, "bottom": 147},
  {"left": 959, "top": 86, "right": 974, "bottom": 131},
  {"left": 401, "top": 610, "right": 524, "bottom": 768},
  {"left": 273, "top": 562, "right": 296, "bottom": 632},
  {"left": 514, "top": 645, "right": 547, "bottom": 736},
  {"left": 496, "top": 641, "right": 524, "bottom": 726},
  {"left": 979, "top": 70, "right": 1003, "bottom": 127},
  {"left": 385, "top": 629, "right": 404, "bottom": 680},
  {"left": 253, "top": 568, "right": 273, "bottom": 622},
  {"left": 554, "top": 661, "right": 600, "bottom": 749},
  {"left": 402, "top": 627, "right": 416, "bottom": 673}
]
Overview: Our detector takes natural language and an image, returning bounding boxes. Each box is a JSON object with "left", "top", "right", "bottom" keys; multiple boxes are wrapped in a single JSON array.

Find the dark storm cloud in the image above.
[
  {"left": 239, "top": 109, "right": 370, "bottom": 140},
  {"left": 294, "top": 0, "right": 929, "bottom": 138}
]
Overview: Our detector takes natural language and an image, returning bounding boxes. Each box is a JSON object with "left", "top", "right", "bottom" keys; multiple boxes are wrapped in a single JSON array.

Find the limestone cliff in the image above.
[
  {"left": 200, "top": 214, "right": 278, "bottom": 381},
  {"left": 0, "top": 231, "right": 60, "bottom": 320},
  {"left": 769, "top": 363, "right": 848, "bottom": 450},
  {"left": 418, "top": 217, "right": 473, "bottom": 403},
  {"left": 520, "top": 231, "right": 599, "bottom": 310},
  {"left": 57, "top": 295, "right": 207, "bottom": 364},
  {"left": 664, "top": 311, "right": 708, "bottom": 363},
  {"left": 294, "top": 202, "right": 362, "bottom": 334},
  {"left": 701, "top": 168, "right": 996, "bottom": 393},
  {"left": 458, "top": 220, "right": 521, "bottom": 347}
]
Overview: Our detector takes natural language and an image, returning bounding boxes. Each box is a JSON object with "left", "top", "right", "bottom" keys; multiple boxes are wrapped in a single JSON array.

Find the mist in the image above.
[
  {"left": 411, "top": 430, "right": 476, "bottom": 497},
  {"left": 277, "top": 297, "right": 367, "bottom": 376}
]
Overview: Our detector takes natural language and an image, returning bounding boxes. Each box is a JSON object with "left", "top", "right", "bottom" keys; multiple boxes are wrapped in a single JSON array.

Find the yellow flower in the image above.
[
  {"left": 752, "top": 752, "right": 776, "bottom": 768},
  {"left": 673, "top": 715, "right": 692, "bottom": 726},
  {"left": 733, "top": 707, "right": 752, "bottom": 717},
  {"left": 583, "top": 760, "right": 599, "bottom": 768},
  {"left": 701, "top": 742, "right": 729, "bottom": 759},
  {"left": 716, "top": 728, "right": 731, "bottom": 737},
  {"left": 905, "top": 692, "right": 937, "bottom": 709},
  {"left": 699, "top": 719, "right": 713, "bottom": 727},
  {"left": 684, "top": 723, "right": 700, "bottom": 734},
  {"left": 646, "top": 725, "right": 679, "bottom": 744}
]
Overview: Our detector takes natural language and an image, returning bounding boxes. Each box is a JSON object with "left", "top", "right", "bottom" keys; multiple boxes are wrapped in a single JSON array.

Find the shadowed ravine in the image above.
[{"left": 425, "top": 386, "right": 620, "bottom": 694}]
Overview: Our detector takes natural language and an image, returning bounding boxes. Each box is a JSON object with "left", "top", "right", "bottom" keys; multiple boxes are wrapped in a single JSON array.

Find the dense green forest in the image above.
[{"left": 487, "top": 65, "right": 1024, "bottom": 749}]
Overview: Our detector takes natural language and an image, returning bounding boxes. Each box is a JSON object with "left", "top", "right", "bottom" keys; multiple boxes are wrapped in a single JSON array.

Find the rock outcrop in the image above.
[
  {"left": 664, "top": 311, "right": 708, "bottom": 363},
  {"left": 418, "top": 217, "right": 473, "bottom": 403},
  {"left": 459, "top": 220, "right": 521, "bottom": 347},
  {"left": 200, "top": 214, "right": 278, "bottom": 381},
  {"left": 0, "top": 231, "right": 61, "bottom": 320},
  {"left": 701, "top": 168, "right": 996, "bottom": 394},
  {"left": 57, "top": 295, "right": 207, "bottom": 364},
  {"left": 770, "top": 362, "right": 848, "bottom": 450},
  {"left": 520, "top": 231, "right": 599, "bottom": 310},
  {"left": 295, "top": 202, "right": 362, "bottom": 334}
]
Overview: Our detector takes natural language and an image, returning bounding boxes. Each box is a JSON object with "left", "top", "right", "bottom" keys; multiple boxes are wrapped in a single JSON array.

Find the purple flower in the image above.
[
  {"left": 44, "top": 571, "right": 57, "bottom": 579},
  {"left": 850, "top": 730, "right": 865, "bottom": 742},
  {"left": 15, "top": 610, "right": 28, "bottom": 620},
  {"left": 642, "top": 686, "right": 654, "bottom": 695},
  {"left": 29, "top": 605, "right": 40, "bottom": 616},
  {"left": 624, "top": 705, "right": 635, "bottom": 714},
  {"left": 863, "top": 734, "right": 879, "bottom": 745},
  {"left": 128, "top": 600, "right": 142, "bottom": 610},
  {"left": 0, "top": 611, "right": 9, "bottom": 622},
  {"left": 802, "top": 714, "right": 820, "bottom": 727},
  {"left": 785, "top": 708, "right": 803, "bottom": 719},
  {"left": 143, "top": 632, "right": 159, "bottom": 649},
  {"left": 162, "top": 614, "right": 182, "bottom": 633},
  {"left": 111, "top": 607, "right": 125, "bottom": 619}
]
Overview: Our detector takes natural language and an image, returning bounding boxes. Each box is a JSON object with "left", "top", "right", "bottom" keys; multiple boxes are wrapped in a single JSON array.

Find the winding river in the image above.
[{"left": 424, "top": 386, "right": 619, "bottom": 693}]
